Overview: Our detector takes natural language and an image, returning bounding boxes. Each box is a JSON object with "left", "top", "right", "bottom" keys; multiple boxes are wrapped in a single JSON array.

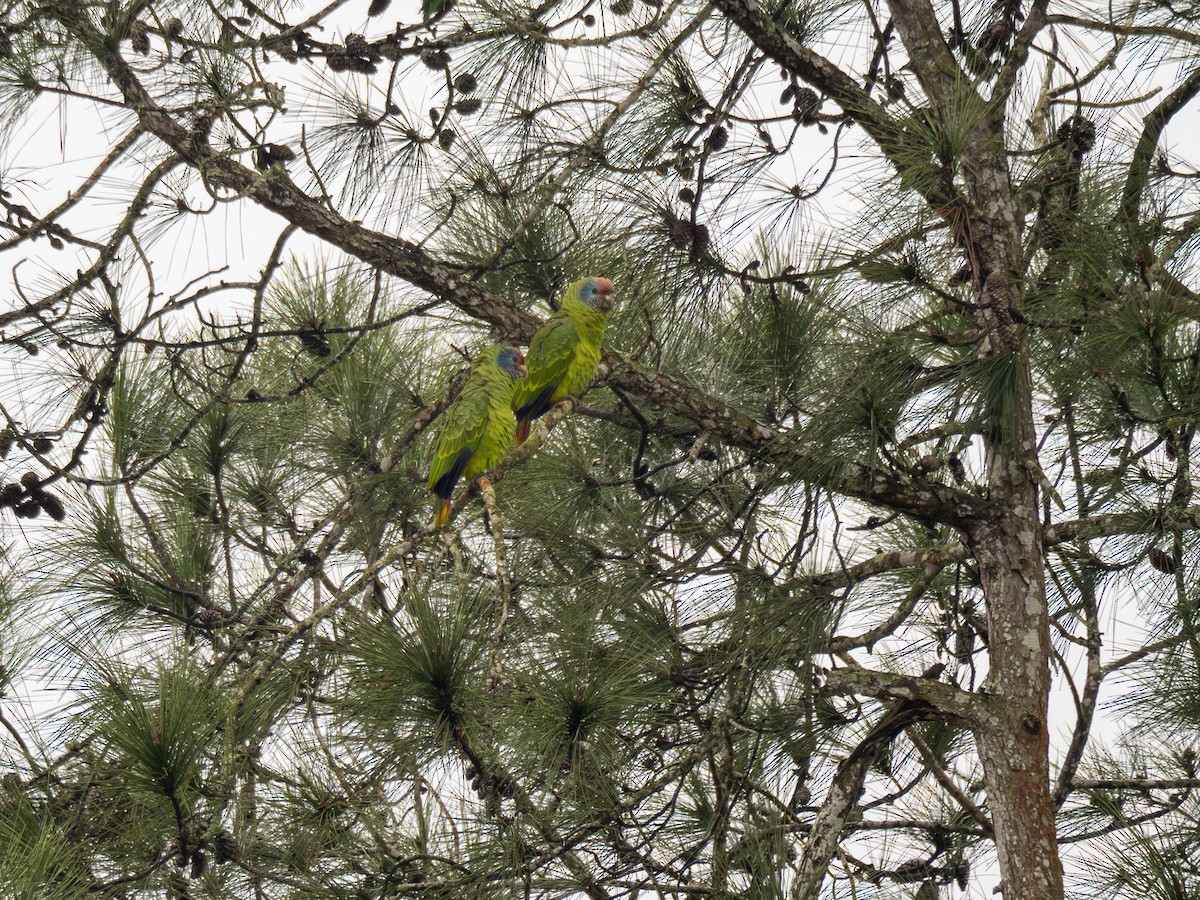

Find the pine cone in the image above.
[{"left": 1149, "top": 547, "right": 1178, "bottom": 575}]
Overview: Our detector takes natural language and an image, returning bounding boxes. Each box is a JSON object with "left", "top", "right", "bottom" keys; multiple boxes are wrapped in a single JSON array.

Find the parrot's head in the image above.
[
  {"left": 578, "top": 277, "right": 615, "bottom": 313},
  {"left": 496, "top": 347, "right": 528, "bottom": 380}
]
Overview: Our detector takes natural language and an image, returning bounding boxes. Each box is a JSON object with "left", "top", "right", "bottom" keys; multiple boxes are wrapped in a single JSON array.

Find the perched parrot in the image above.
[
  {"left": 427, "top": 346, "right": 527, "bottom": 527},
  {"left": 512, "top": 277, "right": 615, "bottom": 445}
]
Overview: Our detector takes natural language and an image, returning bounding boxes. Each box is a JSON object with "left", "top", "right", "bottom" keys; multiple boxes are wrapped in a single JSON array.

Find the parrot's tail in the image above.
[
  {"left": 433, "top": 499, "right": 451, "bottom": 529},
  {"left": 515, "top": 418, "right": 531, "bottom": 446}
]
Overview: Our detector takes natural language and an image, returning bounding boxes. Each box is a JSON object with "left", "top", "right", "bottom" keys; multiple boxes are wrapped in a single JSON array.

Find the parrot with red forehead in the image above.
[
  {"left": 512, "top": 277, "right": 615, "bottom": 445},
  {"left": 427, "top": 346, "right": 527, "bottom": 527}
]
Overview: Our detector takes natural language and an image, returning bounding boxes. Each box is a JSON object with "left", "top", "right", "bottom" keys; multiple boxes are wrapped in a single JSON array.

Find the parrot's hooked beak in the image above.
[{"left": 595, "top": 277, "right": 615, "bottom": 312}]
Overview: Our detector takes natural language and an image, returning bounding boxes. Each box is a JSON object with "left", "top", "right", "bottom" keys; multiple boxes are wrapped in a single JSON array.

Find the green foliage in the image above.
[
  {"left": 80, "top": 655, "right": 223, "bottom": 803},
  {"left": 63, "top": 490, "right": 213, "bottom": 626},
  {"left": 106, "top": 357, "right": 178, "bottom": 470},
  {"left": 511, "top": 597, "right": 671, "bottom": 789},
  {"left": 1117, "top": 573, "right": 1200, "bottom": 736},
  {"left": 341, "top": 583, "right": 487, "bottom": 756},
  {"left": 0, "top": 781, "right": 92, "bottom": 900},
  {"left": 726, "top": 275, "right": 835, "bottom": 416},
  {"left": 1079, "top": 830, "right": 1200, "bottom": 899},
  {"left": 886, "top": 82, "right": 987, "bottom": 199}
]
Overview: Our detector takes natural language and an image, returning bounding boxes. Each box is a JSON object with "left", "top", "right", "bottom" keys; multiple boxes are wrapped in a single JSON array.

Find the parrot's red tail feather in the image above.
[{"left": 516, "top": 418, "right": 531, "bottom": 446}]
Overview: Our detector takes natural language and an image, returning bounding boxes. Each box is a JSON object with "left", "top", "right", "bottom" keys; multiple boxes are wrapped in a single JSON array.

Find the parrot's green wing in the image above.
[
  {"left": 514, "top": 315, "right": 578, "bottom": 415},
  {"left": 427, "top": 387, "right": 488, "bottom": 494}
]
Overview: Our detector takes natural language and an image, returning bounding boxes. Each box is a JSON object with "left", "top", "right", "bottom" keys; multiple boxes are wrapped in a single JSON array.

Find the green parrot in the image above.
[
  {"left": 512, "top": 277, "right": 615, "bottom": 445},
  {"left": 427, "top": 346, "right": 527, "bottom": 527}
]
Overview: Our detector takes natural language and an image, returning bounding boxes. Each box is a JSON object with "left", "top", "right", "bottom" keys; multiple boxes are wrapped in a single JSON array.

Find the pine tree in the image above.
[{"left": 1, "top": 0, "right": 1199, "bottom": 897}]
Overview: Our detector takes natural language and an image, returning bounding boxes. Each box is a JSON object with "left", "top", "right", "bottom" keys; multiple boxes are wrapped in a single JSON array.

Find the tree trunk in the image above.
[
  {"left": 973, "top": 509, "right": 1065, "bottom": 897},
  {"left": 969, "top": 306, "right": 1065, "bottom": 897}
]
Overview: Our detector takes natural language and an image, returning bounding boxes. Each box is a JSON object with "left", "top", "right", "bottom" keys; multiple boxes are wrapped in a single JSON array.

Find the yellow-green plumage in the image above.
[
  {"left": 427, "top": 347, "right": 526, "bottom": 527},
  {"left": 512, "top": 277, "right": 615, "bottom": 444}
]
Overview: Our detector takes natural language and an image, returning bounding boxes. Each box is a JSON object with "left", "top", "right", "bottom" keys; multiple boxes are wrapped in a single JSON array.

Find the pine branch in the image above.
[
  {"left": 794, "top": 665, "right": 949, "bottom": 897},
  {"left": 883, "top": 0, "right": 966, "bottom": 107},
  {"left": 1046, "top": 14, "right": 1200, "bottom": 47},
  {"left": 0, "top": 155, "right": 182, "bottom": 330},
  {"left": 828, "top": 559, "right": 948, "bottom": 653},
  {"left": 907, "top": 728, "right": 993, "bottom": 833},
  {"left": 821, "top": 664, "right": 978, "bottom": 723},
  {"left": 1071, "top": 777, "right": 1200, "bottom": 790},
  {"left": 1118, "top": 62, "right": 1200, "bottom": 232},
  {"left": 0, "top": 125, "right": 143, "bottom": 254}
]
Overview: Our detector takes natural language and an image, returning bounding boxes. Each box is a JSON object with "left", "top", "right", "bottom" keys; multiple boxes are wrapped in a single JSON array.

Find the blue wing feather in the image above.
[
  {"left": 516, "top": 383, "right": 560, "bottom": 424},
  {"left": 430, "top": 448, "right": 473, "bottom": 502}
]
